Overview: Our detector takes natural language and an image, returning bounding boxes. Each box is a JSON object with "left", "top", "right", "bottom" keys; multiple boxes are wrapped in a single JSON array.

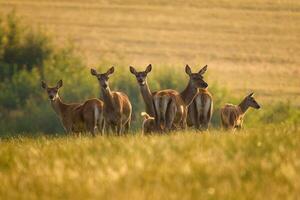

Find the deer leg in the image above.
[
  {"left": 187, "top": 102, "right": 196, "bottom": 128},
  {"left": 166, "top": 100, "right": 176, "bottom": 132},
  {"left": 161, "top": 97, "right": 169, "bottom": 130},
  {"left": 100, "top": 118, "right": 105, "bottom": 136},
  {"left": 85, "top": 120, "right": 96, "bottom": 137},
  {"left": 124, "top": 120, "right": 130, "bottom": 134},
  {"left": 181, "top": 108, "right": 188, "bottom": 130},
  {"left": 195, "top": 96, "right": 203, "bottom": 130},
  {"left": 154, "top": 97, "right": 161, "bottom": 128},
  {"left": 116, "top": 122, "right": 123, "bottom": 136},
  {"left": 105, "top": 121, "right": 113, "bottom": 135},
  {"left": 111, "top": 124, "right": 117, "bottom": 135},
  {"left": 97, "top": 114, "right": 104, "bottom": 136},
  {"left": 201, "top": 99, "right": 212, "bottom": 131}
]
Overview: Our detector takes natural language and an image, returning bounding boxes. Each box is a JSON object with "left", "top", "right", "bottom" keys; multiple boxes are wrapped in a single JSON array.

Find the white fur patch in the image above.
[{"left": 94, "top": 104, "right": 99, "bottom": 129}]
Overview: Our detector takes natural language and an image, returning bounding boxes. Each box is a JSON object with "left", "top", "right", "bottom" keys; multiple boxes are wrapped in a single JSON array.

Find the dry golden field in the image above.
[{"left": 1, "top": 0, "right": 299, "bottom": 105}]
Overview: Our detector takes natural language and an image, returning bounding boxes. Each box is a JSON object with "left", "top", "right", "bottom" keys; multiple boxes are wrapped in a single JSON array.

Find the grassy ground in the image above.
[
  {"left": 0, "top": 124, "right": 299, "bottom": 199},
  {"left": 0, "top": 0, "right": 299, "bottom": 104}
]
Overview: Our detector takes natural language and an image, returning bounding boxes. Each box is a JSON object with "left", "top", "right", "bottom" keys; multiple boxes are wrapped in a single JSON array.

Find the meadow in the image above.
[
  {"left": 0, "top": 0, "right": 299, "bottom": 199},
  {"left": 0, "top": 124, "right": 299, "bottom": 199}
]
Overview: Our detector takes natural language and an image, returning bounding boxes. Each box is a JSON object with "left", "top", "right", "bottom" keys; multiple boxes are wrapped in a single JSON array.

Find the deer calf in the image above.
[
  {"left": 141, "top": 112, "right": 156, "bottom": 135},
  {"left": 220, "top": 92, "right": 260, "bottom": 130},
  {"left": 41, "top": 80, "right": 104, "bottom": 136}
]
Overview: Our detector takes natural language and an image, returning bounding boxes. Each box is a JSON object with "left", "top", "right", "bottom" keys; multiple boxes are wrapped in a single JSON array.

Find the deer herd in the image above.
[{"left": 41, "top": 64, "right": 260, "bottom": 136}]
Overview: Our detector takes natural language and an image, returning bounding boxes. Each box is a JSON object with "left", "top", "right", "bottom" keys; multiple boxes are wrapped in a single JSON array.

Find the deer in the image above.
[
  {"left": 220, "top": 92, "right": 260, "bottom": 130},
  {"left": 91, "top": 67, "right": 132, "bottom": 135},
  {"left": 129, "top": 64, "right": 161, "bottom": 132},
  {"left": 153, "top": 65, "right": 209, "bottom": 131},
  {"left": 41, "top": 80, "right": 104, "bottom": 136},
  {"left": 187, "top": 89, "right": 213, "bottom": 131},
  {"left": 141, "top": 112, "right": 156, "bottom": 135}
]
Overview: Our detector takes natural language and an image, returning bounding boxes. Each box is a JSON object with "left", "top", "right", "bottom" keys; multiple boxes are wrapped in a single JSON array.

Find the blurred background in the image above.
[{"left": 0, "top": 0, "right": 299, "bottom": 134}]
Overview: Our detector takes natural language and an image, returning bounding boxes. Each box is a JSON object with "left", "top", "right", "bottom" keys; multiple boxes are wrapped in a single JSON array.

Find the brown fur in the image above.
[
  {"left": 220, "top": 92, "right": 260, "bottom": 130},
  {"left": 41, "top": 80, "right": 104, "bottom": 136},
  {"left": 91, "top": 67, "right": 132, "bottom": 135},
  {"left": 187, "top": 89, "right": 213, "bottom": 130},
  {"left": 153, "top": 65, "right": 209, "bottom": 132},
  {"left": 141, "top": 112, "right": 156, "bottom": 135}
]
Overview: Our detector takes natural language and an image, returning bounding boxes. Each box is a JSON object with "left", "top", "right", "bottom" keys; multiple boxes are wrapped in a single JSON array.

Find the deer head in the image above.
[
  {"left": 129, "top": 64, "right": 152, "bottom": 86},
  {"left": 41, "top": 80, "right": 63, "bottom": 101},
  {"left": 245, "top": 92, "right": 261, "bottom": 109},
  {"left": 91, "top": 67, "right": 115, "bottom": 89},
  {"left": 185, "top": 65, "right": 208, "bottom": 89}
]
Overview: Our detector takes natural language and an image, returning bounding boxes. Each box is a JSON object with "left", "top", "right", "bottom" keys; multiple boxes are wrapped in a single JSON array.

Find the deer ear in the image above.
[
  {"left": 198, "top": 65, "right": 208, "bottom": 75},
  {"left": 129, "top": 66, "right": 137, "bottom": 75},
  {"left": 185, "top": 65, "right": 192, "bottom": 75},
  {"left": 248, "top": 92, "right": 254, "bottom": 97},
  {"left": 57, "top": 80, "right": 63, "bottom": 89},
  {"left": 91, "top": 68, "right": 98, "bottom": 76},
  {"left": 41, "top": 80, "right": 47, "bottom": 89},
  {"left": 106, "top": 66, "right": 115, "bottom": 76},
  {"left": 145, "top": 64, "right": 152, "bottom": 73}
]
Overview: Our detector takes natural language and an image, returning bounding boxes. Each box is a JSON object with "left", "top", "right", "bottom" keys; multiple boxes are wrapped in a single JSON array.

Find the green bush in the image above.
[{"left": 0, "top": 11, "right": 52, "bottom": 81}]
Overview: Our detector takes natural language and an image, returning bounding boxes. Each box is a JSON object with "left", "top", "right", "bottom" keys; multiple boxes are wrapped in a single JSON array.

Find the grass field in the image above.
[
  {"left": 0, "top": 0, "right": 299, "bottom": 105},
  {"left": 0, "top": 124, "right": 299, "bottom": 199}
]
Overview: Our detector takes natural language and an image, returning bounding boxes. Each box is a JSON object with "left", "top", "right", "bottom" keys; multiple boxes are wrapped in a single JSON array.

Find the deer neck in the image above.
[
  {"left": 140, "top": 81, "right": 156, "bottom": 116},
  {"left": 180, "top": 81, "right": 198, "bottom": 106},
  {"left": 140, "top": 81, "right": 153, "bottom": 105},
  {"left": 50, "top": 96, "right": 67, "bottom": 119},
  {"left": 101, "top": 86, "right": 115, "bottom": 109},
  {"left": 238, "top": 98, "right": 249, "bottom": 115}
]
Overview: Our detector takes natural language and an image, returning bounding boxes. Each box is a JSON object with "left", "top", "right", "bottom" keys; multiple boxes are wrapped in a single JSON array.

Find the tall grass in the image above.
[{"left": 0, "top": 124, "right": 299, "bottom": 199}]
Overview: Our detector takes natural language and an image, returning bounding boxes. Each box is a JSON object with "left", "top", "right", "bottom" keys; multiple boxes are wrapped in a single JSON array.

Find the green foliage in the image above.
[
  {"left": 246, "top": 102, "right": 300, "bottom": 127},
  {"left": 0, "top": 11, "right": 52, "bottom": 81}
]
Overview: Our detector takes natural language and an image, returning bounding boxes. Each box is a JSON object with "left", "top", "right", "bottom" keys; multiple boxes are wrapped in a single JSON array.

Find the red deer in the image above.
[
  {"left": 129, "top": 64, "right": 160, "bottom": 132},
  {"left": 220, "top": 92, "right": 260, "bottom": 130},
  {"left": 153, "top": 65, "right": 209, "bottom": 131},
  {"left": 91, "top": 67, "right": 132, "bottom": 135},
  {"left": 187, "top": 89, "right": 213, "bottom": 130},
  {"left": 41, "top": 80, "right": 104, "bottom": 136},
  {"left": 141, "top": 112, "right": 156, "bottom": 135}
]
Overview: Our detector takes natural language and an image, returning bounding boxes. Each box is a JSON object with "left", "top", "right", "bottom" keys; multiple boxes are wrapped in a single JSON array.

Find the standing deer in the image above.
[
  {"left": 41, "top": 80, "right": 104, "bottom": 136},
  {"left": 153, "top": 65, "right": 209, "bottom": 131},
  {"left": 220, "top": 92, "right": 260, "bottom": 130},
  {"left": 129, "top": 64, "right": 160, "bottom": 132},
  {"left": 91, "top": 67, "right": 132, "bottom": 135},
  {"left": 187, "top": 89, "right": 213, "bottom": 131}
]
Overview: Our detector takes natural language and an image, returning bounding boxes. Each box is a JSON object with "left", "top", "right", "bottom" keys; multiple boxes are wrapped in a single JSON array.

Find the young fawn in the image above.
[
  {"left": 187, "top": 89, "right": 213, "bottom": 131},
  {"left": 41, "top": 80, "right": 104, "bottom": 136},
  {"left": 220, "top": 92, "right": 260, "bottom": 130},
  {"left": 91, "top": 67, "right": 132, "bottom": 135},
  {"left": 153, "top": 65, "right": 209, "bottom": 131},
  {"left": 141, "top": 112, "right": 156, "bottom": 135}
]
